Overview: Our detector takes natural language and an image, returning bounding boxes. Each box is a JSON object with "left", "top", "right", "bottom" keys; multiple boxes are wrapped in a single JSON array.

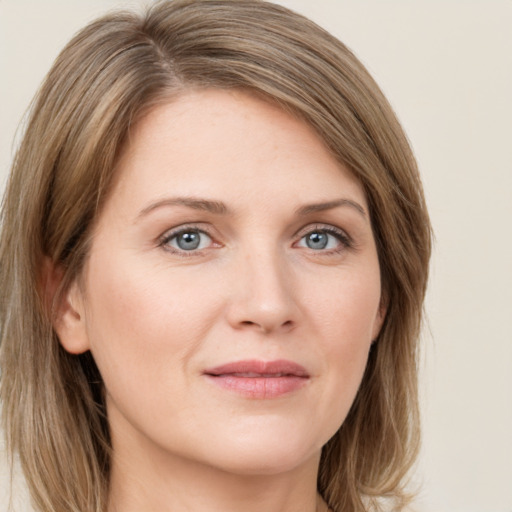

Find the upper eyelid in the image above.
[
  {"left": 160, "top": 222, "right": 347, "bottom": 235},
  {"left": 159, "top": 223, "right": 214, "bottom": 240},
  {"left": 294, "top": 222, "right": 351, "bottom": 239}
]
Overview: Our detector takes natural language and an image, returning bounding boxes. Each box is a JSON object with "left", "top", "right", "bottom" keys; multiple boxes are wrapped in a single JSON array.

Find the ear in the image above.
[
  {"left": 42, "top": 258, "right": 91, "bottom": 355},
  {"left": 371, "top": 296, "right": 388, "bottom": 343}
]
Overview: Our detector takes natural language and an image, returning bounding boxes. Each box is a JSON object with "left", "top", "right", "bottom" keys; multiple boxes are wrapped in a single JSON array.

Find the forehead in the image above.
[{"left": 109, "top": 88, "right": 366, "bottom": 215}]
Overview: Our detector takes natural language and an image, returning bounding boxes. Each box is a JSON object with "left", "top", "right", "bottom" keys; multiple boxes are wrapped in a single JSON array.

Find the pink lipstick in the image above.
[{"left": 203, "top": 359, "right": 309, "bottom": 399}]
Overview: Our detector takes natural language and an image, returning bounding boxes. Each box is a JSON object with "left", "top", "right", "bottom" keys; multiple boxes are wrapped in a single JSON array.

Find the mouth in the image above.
[{"left": 203, "top": 359, "right": 310, "bottom": 399}]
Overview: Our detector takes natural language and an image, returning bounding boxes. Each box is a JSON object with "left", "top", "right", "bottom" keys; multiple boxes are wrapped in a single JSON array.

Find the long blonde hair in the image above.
[{"left": 0, "top": 1, "right": 432, "bottom": 511}]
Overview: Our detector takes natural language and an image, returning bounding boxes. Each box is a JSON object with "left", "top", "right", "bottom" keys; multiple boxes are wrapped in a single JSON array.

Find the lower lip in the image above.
[{"left": 205, "top": 375, "right": 308, "bottom": 399}]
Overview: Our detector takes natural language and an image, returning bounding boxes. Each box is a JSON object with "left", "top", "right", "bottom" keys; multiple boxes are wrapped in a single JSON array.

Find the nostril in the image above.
[{"left": 238, "top": 319, "right": 294, "bottom": 332}]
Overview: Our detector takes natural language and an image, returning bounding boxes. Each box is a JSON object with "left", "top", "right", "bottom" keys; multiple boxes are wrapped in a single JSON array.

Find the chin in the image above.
[
  {"left": 211, "top": 445, "right": 320, "bottom": 476},
  {"left": 193, "top": 421, "right": 330, "bottom": 476}
]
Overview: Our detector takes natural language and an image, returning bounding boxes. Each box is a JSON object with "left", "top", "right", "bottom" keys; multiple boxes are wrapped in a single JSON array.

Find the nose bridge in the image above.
[{"left": 227, "top": 239, "right": 298, "bottom": 333}]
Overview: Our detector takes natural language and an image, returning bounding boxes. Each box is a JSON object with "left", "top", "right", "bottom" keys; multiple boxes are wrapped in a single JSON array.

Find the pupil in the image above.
[
  {"left": 307, "top": 232, "right": 328, "bottom": 250},
  {"left": 178, "top": 232, "right": 200, "bottom": 250}
]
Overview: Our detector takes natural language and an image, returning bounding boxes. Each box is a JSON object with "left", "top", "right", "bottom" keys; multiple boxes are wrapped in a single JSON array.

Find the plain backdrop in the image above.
[{"left": 1, "top": 1, "right": 511, "bottom": 512}]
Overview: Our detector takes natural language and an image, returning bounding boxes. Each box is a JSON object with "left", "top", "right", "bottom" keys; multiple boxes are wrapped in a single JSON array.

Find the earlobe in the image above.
[
  {"left": 54, "top": 281, "right": 91, "bottom": 354},
  {"left": 42, "top": 258, "right": 90, "bottom": 355}
]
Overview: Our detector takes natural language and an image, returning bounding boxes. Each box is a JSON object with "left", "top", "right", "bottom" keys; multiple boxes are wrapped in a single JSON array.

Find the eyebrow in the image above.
[
  {"left": 296, "top": 198, "right": 367, "bottom": 219},
  {"left": 136, "top": 196, "right": 367, "bottom": 221},
  {"left": 137, "top": 197, "right": 229, "bottom": 219}
]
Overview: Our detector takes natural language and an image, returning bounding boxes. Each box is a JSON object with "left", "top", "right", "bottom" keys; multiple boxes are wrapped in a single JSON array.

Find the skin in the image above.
[{"left": 56, "top": 89, "right": 384, "bottom": 512}]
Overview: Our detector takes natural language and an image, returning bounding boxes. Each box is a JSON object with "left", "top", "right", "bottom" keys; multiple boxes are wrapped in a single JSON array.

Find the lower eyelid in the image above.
[{"left": 297, "top": 235, "right": 347, "bottom": 250}]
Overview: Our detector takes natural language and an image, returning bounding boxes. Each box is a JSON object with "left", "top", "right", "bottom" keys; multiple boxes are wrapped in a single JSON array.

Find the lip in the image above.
[{"left": 203, "top": 359, "right": 310, "bottom": 399}]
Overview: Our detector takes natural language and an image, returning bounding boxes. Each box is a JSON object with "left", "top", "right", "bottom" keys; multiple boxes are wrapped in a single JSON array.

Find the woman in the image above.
[{"left": 0, "top": 1, "right": 431, "bottom": 511}]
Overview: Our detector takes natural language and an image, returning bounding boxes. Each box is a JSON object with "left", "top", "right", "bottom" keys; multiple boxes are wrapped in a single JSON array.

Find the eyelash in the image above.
[
  {"left": 159, "top": 224, "right": 216, "bottom": 257},
  {"left": 295, "top": 224, "right": 353, "bottom": 254},
  {"left": 158, "top": 223, "right": 353, "bottom": 257}
]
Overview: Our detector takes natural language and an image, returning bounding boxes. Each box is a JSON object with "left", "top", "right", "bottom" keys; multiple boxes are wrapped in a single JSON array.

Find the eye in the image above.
[
  {"left": 296, "top": 226, "right": 351, "bottom": 252},
  {"left": 162, "top": 228, "right": 213, "bottom": 253}
]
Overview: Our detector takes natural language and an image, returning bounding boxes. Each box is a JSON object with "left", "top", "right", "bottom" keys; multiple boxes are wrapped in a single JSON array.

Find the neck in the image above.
[{"left": 108, "top": 439, "right": 325, "bottom": 512}]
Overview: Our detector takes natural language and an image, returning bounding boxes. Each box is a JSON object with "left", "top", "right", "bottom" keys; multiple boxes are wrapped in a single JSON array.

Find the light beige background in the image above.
[{"left": 1, "top": 1, "right": 511, "bottom": 511}]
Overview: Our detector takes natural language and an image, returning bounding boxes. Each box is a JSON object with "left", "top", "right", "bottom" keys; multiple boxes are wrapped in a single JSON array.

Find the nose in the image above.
[{"left": 225, "top": 248, "right": 299, "bottom": 335}]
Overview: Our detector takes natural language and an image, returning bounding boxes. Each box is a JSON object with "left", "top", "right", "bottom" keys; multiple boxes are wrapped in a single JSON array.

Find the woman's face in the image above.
[{"left": 60, "top": 89, "right": 384, "bottom": 476}]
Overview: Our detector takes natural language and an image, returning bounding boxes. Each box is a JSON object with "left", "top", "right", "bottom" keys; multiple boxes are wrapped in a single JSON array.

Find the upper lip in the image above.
[{"left": 204, "top": 359, "right": 309, "bottom": 378}]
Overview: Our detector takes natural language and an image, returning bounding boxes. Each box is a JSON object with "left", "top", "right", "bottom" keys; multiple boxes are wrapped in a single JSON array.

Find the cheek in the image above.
[
  {"left": 81, "top": 254, "right": 223, "bottom": 395},
  {"left": 306, "top": 264, "right": 381, "bottom": 347},
  {"left": 303, "top": 268, "right": 380, "bottom": 424}
]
